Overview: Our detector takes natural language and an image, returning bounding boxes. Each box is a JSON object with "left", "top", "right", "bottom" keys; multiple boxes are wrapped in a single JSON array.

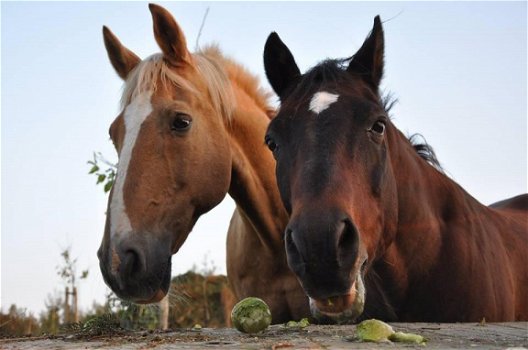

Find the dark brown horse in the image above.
[
  {"left": 263, "top": 17, "right": 528, "bottom": 322},
  {"left": 97, "top": 4, "right": 309, "bottom": 322}
]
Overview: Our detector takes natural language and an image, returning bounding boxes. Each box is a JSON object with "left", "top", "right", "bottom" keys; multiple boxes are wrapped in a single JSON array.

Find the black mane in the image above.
[{"left": 408, "top": 134, "right": 443, "bottom": 171}]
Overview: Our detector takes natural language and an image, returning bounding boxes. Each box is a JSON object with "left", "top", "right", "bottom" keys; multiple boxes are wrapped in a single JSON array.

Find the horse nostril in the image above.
[
  {"left": 284, "top": 228, "right": 306, "bottom": 275},
  {"left": 337, "top": 219, "right": 359, "bottom": 266},
  {"left": 121, "top": 249, "right": 145, "bottom": 280},
  {"left": 285, "top": 228, "right": 302, "bottom": 261}
]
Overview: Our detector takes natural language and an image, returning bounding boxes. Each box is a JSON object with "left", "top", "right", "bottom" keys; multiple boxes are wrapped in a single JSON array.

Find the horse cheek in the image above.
[{"left": 193, "top": 135, "right": 232, "bottom": 214}]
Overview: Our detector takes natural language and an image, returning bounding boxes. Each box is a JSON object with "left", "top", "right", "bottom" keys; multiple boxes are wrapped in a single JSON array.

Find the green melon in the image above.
[{"left": 231, "top": 297, "right": 272, "bottom": 334}]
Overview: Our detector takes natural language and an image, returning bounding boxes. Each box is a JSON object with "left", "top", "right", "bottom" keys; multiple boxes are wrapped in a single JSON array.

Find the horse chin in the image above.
[
  {"left": 309, "top": 273, "right": 366, "bottom": 324},
  {"left": 132, "top": 270, "right": 171, "bottom": 304},
  {"left": 134, "top": 289, "right": 167, "bottom": 304}
]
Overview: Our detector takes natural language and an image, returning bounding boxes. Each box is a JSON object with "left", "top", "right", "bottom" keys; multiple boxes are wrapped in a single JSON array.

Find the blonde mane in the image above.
[
  {"left": 199, "top": 45, "right": 276, "bottom": 118},
  {"left": 121, "top": 47, "right": 275, "bottom": 121}
]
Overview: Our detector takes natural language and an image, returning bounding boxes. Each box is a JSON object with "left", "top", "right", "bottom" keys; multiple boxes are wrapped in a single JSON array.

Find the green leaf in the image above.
[
  {"left": 89, "top": 165, "right": 99, "bottom": 174},
  {"left": 104, "top": 181, "right": 114, "bottom": 193},
  {"left": 97, "top": 174, "right": 106, "bottom": 184}
]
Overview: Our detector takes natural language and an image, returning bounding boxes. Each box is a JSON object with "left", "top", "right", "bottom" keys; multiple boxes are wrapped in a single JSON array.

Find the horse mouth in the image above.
[
  {"left": 135, "top": 288, "right": 167, "bottom": 304},
  {"left": 312, "top": 292, "right": 356, "bottom": 314},
  {"left": 309, "top": 273, "right": 366, "bottom": 323},
  {"left": 129, "top": 258, "right": 172, "bottom": 304}
]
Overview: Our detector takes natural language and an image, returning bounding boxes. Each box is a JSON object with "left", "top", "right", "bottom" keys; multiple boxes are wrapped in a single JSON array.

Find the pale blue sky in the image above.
[{"left": 2, "top": 2, "right": 526, "bottom": 315}]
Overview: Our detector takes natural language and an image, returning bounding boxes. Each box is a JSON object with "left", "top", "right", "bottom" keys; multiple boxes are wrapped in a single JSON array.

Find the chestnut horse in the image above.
[
  {"left": 97, "top": 4, "right": 309, "bottom": 322},
  {"left": 263, "top": 17, "right": 528, "bottom": 322}
]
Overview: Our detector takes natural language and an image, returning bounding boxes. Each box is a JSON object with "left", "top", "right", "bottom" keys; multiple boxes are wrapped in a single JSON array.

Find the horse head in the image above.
[
  {"left": 98, "top": 4, "right": 235, "bottom": 303},
  {"left": 263, "top": 17, "right": 399, "bottom": 322}
]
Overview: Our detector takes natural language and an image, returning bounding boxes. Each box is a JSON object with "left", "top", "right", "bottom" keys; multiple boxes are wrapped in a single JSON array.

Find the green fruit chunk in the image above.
[
  {"left": 231, "top": 297, "right": 272, "bottom": 334},
  {"left": 285, "top": 320, "right": 297, "bottom": 327},
  {"left": 285, "top": 318, "right": 310, "bottom": 328},
  {"left": 389, "top": 331, "right": 427, "bottom": 344},
  {"left": 298, "top": 318, "right": 310, "bottom": 328},
  {"left": 356, "top": 319, "right": 394, "bottom": 342}
]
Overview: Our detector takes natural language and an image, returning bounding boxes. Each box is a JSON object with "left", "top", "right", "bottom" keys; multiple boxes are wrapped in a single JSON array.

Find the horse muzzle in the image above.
[
  {"left": 309, "top": 271, "right": 366, "bottom": 323},
  {"left": 284, "top": 206, "right": 368, "bottom": 323},
  {"left": 97, "top": 233, "right": 172, "bottom": 303}
]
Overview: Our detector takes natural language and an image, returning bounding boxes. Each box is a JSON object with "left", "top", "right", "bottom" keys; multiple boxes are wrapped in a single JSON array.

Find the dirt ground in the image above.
[{"left": 1, "top": 322, "right": 526, "bottom": 350}]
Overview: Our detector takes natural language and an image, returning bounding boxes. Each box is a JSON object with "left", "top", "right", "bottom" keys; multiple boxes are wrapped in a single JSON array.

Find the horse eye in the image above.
[
  {"left": 265, "top": 135, "right": 278, "bottom": 152},
  {"left": 171, "top": 113, "right": 192, "bottom": 131},
  {"left": 371, "top": 120, "right": 386, "bottom": 135}
]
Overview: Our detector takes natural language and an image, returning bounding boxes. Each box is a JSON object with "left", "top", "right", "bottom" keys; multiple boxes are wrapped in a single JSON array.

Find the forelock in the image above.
[{"left": 120, "top": 53, "right": 235, "bottom": 122}]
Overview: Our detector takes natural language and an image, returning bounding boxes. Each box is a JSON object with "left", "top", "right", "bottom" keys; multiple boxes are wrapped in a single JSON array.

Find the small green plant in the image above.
[
  {"left": 116, "top": 301, "right": 160, "bottom": 331},
  {"left": 62, "top": 313, "right": 122, "bottom": 337},
  {"left": 87, "top": 152, "right": 116, "bottom": 193},
  {"left": 61, "top": 292, "right": 159, "bottom": 337},
  {"left": 56, "top": 247, "right": 89, "bottom": 324},
  {"left": 57, "top": 249, "right": 89, "bottom": 287},
  {"left": 104, "top": 293, "right": 160, "bottom": 331},
  {"left": 82, "top": 313, "right": 122, "bottom": 335}
]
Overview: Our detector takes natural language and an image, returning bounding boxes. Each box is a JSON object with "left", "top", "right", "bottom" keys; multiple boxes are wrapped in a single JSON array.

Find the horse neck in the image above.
[
  {"left": 381, "top": 127, "right": 489, "bottom": 290},
  {"left": 390, "top": 128, "right": 484, "bottom": 228},
  {"left": 226, "top": 84, "right": 288, "bottom": 250}
]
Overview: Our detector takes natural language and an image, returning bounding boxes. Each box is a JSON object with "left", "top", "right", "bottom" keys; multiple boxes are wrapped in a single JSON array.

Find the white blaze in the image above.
[
  {"left": 309, "top": 91, "right": 339, "bottom": 114},
  {"left": 110, "top": 91, "right": 153, "bottom": 237}
]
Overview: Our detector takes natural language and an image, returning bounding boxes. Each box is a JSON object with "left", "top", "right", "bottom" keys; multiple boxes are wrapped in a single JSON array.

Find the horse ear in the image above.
[
  {"left": 264, "top": 32, "right": 301, "bottom": 100},
  {"left": 149, "top": 3, "right": 190, "bottom": 66},
  {"left": 347, "top": 16, "right": 384, "bottom": 90},
  {"left": 103, "top": 26, "right": 141, "bottom": 80}
]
